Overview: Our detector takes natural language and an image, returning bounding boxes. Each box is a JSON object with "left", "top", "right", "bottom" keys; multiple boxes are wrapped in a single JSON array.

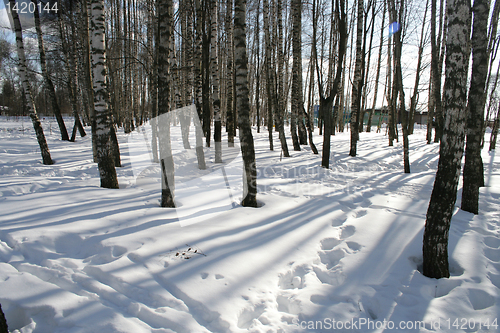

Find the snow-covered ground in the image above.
[{"left": 0, "top": 115, "right": 499, "bottom": 333}]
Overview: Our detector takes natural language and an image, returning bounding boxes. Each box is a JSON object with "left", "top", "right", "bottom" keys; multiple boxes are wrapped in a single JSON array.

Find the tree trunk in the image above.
[
  {"left": 234, "top": 0, "right": 258, "bottom": 207},
  {"left": 263, "top": 0, "right": 273, "bottom": 151},
  {"left": 90, "top": 0, "right": 119, "bottom": 188},
  {"left": 367, "top": 2, "right": 386, "bottom": 132},
  {"left": 490, "top": 104, "right": 499, "bottom": 151},
  {"left": 254, "top": 0, "right": 261, "bottom": 134},
  {"left": 431, "top": 0, "right": 445, "bottom": 143},
  {"left": 0, "top": 304, "right": 8, "bottom": 333},
  {"left": 481, "top": 0, "right": 500, "bottom": 147},
  {"left": 57, "top": 9, "right": 86, "bottom": 142},
  {"left": 313, "top": 0, "right": 347, "bottom": 168},
  {"left": 291, "top": 0, "right": 304, "bottom": 151},
  {"left": 423, "top": 0, "right": 471, "bottom": 279},
  {"left": 275, "top": 0, "right": 290, "bottom": 157},
  {"left": 358, "top": 0, "right": 374, "bottom": 134},
  {"left": 386, "top": 25, "right": 397, "bottom": 147},
  {"left": 81, "top": 0, "right": 98, "bottom": 162},
  {"left": 202, "top": 1, "right": 211, "bottom": 148},
  {"left": 33, "top": 0, "right": 69, "bottom": 142},
  {"left": 149, "top": 3, "right": 160, "bottom": 163},
  {"left": 409, "top": 0, "right": 429, "bottom": 135},
  {"left": 226, "top": 0, "right": 235, "bottom": 148},
  {"left": 158, "top": 0, "right": 175, "bottom": 206},
  {"left": 9, "top": 0, "right": 53, "bottom": 165},
  {"left": 210, "top": 0, "right": 222, "bottom": 162},
  {"left": 349, "top": 0, "right": 364, "bottom": 157},
  {"left": 462, "top": 0, "right": 490, "bottom": 214},
  {"left": 389, "top": 0, "right": 410, "bottom": 173},
  {"left": 193, "top": 0, "right": 207, "bottom": 169}
]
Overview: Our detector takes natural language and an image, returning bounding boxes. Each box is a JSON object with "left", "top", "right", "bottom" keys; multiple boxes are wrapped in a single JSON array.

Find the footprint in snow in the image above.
[
  {"left": 346, "top": 241, "right": 361, "bottom": 252},
  {"left": 84, "top": 245, "right": 127, "bottom": 265},
  {"left": 483, "top": 247, "right": 500, "bottom": 263},
  {"left": 353, "top": 209, "right": 368, "bottom": 218},
  {"left": 278, "top": 265, "right": 309, "bottom": 289},
  {"left": 237, "top": 304, "right": 266, "bottom": 329},
  {"left": 483, "top": 236, "right": 500, "bottom": 249},
  {"left": 320, "top": 237, "right": 341, "bottom": 251},
  {"left": 340, "top": 225, "right": 356, "bottom": 239},
  {"left": 319, "top": 249, "right": 345, "bottom": 270},
  {"left": 276, "top": 294, "right": 301, "bottom": 315},
  {"left": 467, "top": 289, "right": 495, "bottom": 310},
  {"left": 488, "top": 272, "right": 500, "bottom": 289},
  {"left": 127, "top": 252, "right": 143, "bottom": 263},
  {"left": 200, "top": 272, "right": 209, "bottom": 279},
  {"left": 312, "top": 266, "right": 345, "bottom": 286},
  {"left": 434, "top": 279, "right": 462, "bottom": 298}
]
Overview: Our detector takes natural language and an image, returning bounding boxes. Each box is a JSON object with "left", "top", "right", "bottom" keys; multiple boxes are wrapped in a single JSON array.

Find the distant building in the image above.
[{"left": 413, "top": 111, "right": 428, "bottom": 125}]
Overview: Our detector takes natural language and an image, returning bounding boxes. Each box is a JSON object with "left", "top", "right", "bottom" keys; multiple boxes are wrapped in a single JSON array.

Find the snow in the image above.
[{"left": 0, "top": 116, "right": 499, "bottom": 333}]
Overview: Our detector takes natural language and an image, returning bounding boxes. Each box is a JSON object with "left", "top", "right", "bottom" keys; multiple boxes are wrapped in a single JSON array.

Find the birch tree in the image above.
[
  {"left": 279, "top": 0, "right": 290, "bottom": 156},
  {"left": 90, "top": 0, "right": 119, "bottom": 188},
  {"left": 234, "top": 0, "right": 258, "bottom": 207},
  {"left": 263, "top": 0, "right": 274, "bottom": 151},
  {"left": 408, "top": 0, "right": 429, "bottom": 135},
  {"left": 9, "top": 0, "right": 53, "bottom": 166},
  {"left": 210, "top": 0, "right": 222, "bottom": 162},
  {"left": 462, "top": 0, "right": 491, "bottom": 214},
  {"left": 349, "top": 0, "right": 364, "bottom": 157},
  {"left": 226, "top": 0, "right": 236, "bottom": 148},
  {"left": 32, "top": 0, "right": 69, "bottom": 142},
  {"left": 367, "top": 1, "right": 386, "bottom": 132},
  {"left": 422, "top": 0, "right": 471, "bottom": 279},
  {"left": 158, "top": 0, "right": 176, "bottom": 207},
  {"left": 313, "top": 0, "right": 347, "bottom": 168},
  {"left": 490, "top": 102, "right": 499, "bottom": 151},
  {"left": 291, "top": 0, "right": 303, "bottom": 152},
  {"left": 388, "top": 0, "right": 410, "bottom": 173}
]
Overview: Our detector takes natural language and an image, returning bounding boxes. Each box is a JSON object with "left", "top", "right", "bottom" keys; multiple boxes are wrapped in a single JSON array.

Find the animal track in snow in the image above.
[
  {"left": 276, "top": 294, "right": 301, "bottom": 315},
  {"left": 319, "top": 249, "right": 345, "bottom": 270},
  {"left": 467, "top": 288, "right": 495, "bottom": 310},
  {"left": 215, "top": 274, "right": 224, "bottom": 280},
  {"left": 278, "top": 265, "right": 309, "bottom": 289},
  {"left": 488, "top": 272, "right": 500, "bottom": 288},
  {"left": 237, "top": 303, "right": 265, "bottom": 329},
  {"left": 340, "top": 225, "right": 356, "bottom": 239},
  {"left": 313, "top": 266, "right": 345, "bottom": 286},
  {"left": 200, "top": 272, "right": 209, "bottom": 279},
  {"left": 435, "top": 279, "right": 462, "bottom": 298},
  {"left": 83, "top": 245, "right": 128, "bottom": 265},
  {"left": 346, "top": 241, "right": 361, "bottom": 252},
  {"left": 483, "top": 236, "right": 500, "bottom": 249},
  {"left": 353, "top": 209, "right": 368, "bottom": 218},
  {"left": 483, "top": 247, "right": 500, "bottom": 263},
  {"left": 320, "top": 237, "right": 341, "bottom": 251}
]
